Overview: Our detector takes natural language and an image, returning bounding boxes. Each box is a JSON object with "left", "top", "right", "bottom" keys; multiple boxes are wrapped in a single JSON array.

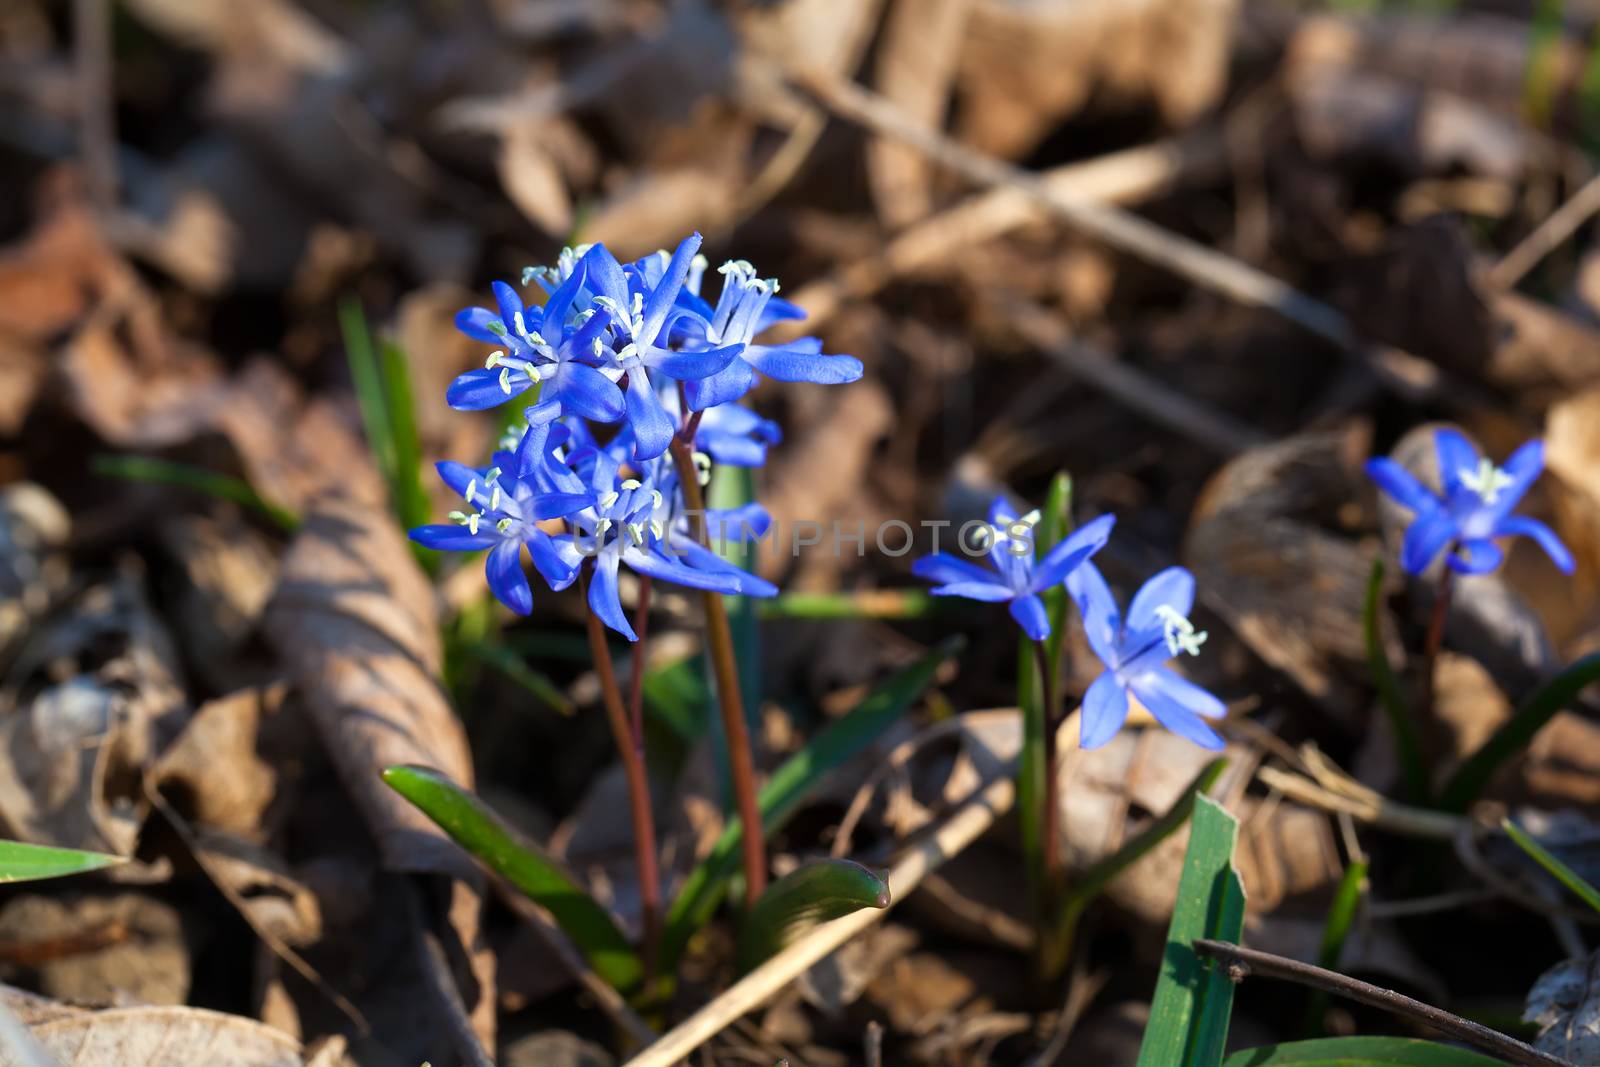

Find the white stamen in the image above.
[
  {"left": 598, "top": 492, "right": 619, "bottom": 511},
  {"left": 1460, "top": 457, "right": 1515, "bottom": 505},
  {"left": 496, "top": 517, "right": 514, "bottom": 534},
  {"left": 467, "top": 513, "right": 480, "bottom": 535},
  {"left": 465, "top": 479, "right": 478, "bottom": 503},
  {"left": 620, "top": 478, "right": 642, "bottom": 491},
  {"left": 626, "top": 522, "right": 645, "bottom": 545},
  {"left": 485, "top": 350, "right": 505, "bottom": 369},
  {"left": 499, "top": 367, "right": 513, "bottom": 394},
  {"left": 488, "top": 487, "right": 501, "bottom": 512},
  {"left": 1154, "top": 604, "right": 1208, "bottom": 658},
  {"left": 692, "top": 451, "right": 713, "bottom": 486}
]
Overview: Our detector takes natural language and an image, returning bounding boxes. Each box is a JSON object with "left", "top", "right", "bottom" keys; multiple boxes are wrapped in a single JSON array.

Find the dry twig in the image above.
[{"left": 1491, "top": 169, "right": 1600, "bottom": 289}]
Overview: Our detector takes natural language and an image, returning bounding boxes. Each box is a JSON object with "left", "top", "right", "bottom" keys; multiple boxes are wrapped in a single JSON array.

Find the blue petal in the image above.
[
  {"left": 1400, "top": 507, "right": 1456, "bottom": 576},
  {"left": 705, "top": 503, "right": 770, "bottom": 543},
  {"left": 447, "top": 367, "right": 531, "bottom": 410},
  {"left": 1364, "top": 457, "right": 1437, "bottom": 514},
  {"left": 912, "top": 552, "right": 1001, "bottom": 587},
  {"left": 486, "top": 540, "right": 532, "bottom": 615},
  {"left": 928, "top": 581, "right": 1015, "bottom": 602},
  {"left": 588, "top": 553, "right": 636, "bottom": 641},
  {"left": 1009, "top": 594, "right": 1051, "bottom": 640},
  {"left": 640, "top": 233, "right": 701, "bottom": 344},
  {"left": 685, "top": 361, "right": 756, "bottom": 410},
  {"left": 626, "top": 372, "right": 675, "bottom": 460},
  {"left": 455, "top": 306, "right": 504, "bottom": 343},
  {"left": 1126, "top": 566, "right": 1196, "bottom": 634},
  {"left": 743, "top": 340, "right": 864, "bottom": 385},
  {"left": 668, "top": 539, "right": 778, "bottom": 596},
  {"left": 647, "top": 342, "right": 743, "bottom": 381},
  {"left": 1065, "top": 561, "right": 1121, "bottom": 669},
  {"left": 1434, "top": 429, "right": 1480, "bottom": 497},
  {"left": 623, "top": 545, "right": 741, "bottom": 594},
  {"left": 755, "top": 295, "right": 806, "bottom": 331},
  {"left": 1486, "top": 438, "right": 1544, "bottom": 519},
  {"left": 410, "top": 524, "right": 497, "bottom": 551},
  {"left": 492, "top": 280, "right": 523, "bottom": 328},
  {"left": 544, "top": 254, "right": 593, "bottom": 326},
  {"left": 1031, "top": 514, "right": 1115, "bottom": 591},
  {"left": 1129, "top": 674, "right": 1224, "bottom": 750},
  {"left": 1495, "top": 515, "right": 1575, "bottom": 574},
  {"left": 579, "top": 244, "right": 629, "bottom": 309},
  {"left": 1136, "top": 666, "right": 1226, "bottom": 720},
  {"left": 1079, "top": 672, "right": 1129, "bottom": 750},
  {"left": 527, "top": 530, "right": 576, "bottom": 588},
  {"left": 1448, "top": 538, "right": 1503, "bottom": 574},
  {"left": 556, "top": 363, "right": 625, "bottom": 422},
  {"left": 531, "top": 493, "right": 592, "bottom": 520},
  {"left": 435, "top": 460, "right": 480, "bottom": 499},
  {"left": 700, "top": 430, "right": 767, "bottom": 467}
]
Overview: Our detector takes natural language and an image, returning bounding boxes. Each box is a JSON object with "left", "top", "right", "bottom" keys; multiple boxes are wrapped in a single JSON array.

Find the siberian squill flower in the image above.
[
  {"left": 1065, "top": 563, "right": 1226, "bottom": 751},
  {"left": 1365, "top": 429, "right": 1574, "bottom": 576},
  {"left": 911, "top": 497, "right": 1114, "bottom": 640},
  {"left": 408, "top": 457, "right": 578, "bottom": 615},
  {"left": 673, "top": 257, "right": 864, "bottom": 411},
  {"left": 445, "top": 264, "right": 623, "bottom": 423},
  {"left": 658, "top": 382, "right": 781, "bottom": 467}
]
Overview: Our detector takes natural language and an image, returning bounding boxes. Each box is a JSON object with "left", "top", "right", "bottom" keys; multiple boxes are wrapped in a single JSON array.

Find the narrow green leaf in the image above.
[
  {"left": 454, "top": 639, "right": 572, "bottom": 716},
  {"left": 640, "top": 653, "right": 712, "bottom": 744},
  {"left": 1364, "top": 559, "right": 1427, "bottom": 802},
  {"left": 378, "top": 339, "right": 432, "bottom": 536},
  {"left": 381, "top": 765, "right": 643, "bottom": 992},
  {"left": 339, "top": 296, "right": 396, "bottom": 489},
  {"left": 756, "top": 590, "right": 954, "bottom": 620},
  {"left": 1441, "top": 653, "right": 1600, "bottom": 811},
  {"left": 92, "top": 454, "right": 299, "bottom": 532},
  {"left": 661, "top": 636, "right": 960, "bottom": 969},
  {"left": 1137, "top": 794, "right": 1246, "bottom": 1067},
  {"left": 1501, "top": 818, "right": 1600, "bottom": 916},
  {"left": 1305, "top": 859, "right": 1368, "bottom": 1035},
  {"left": 1018, "top": 472, "right": 1073, "bottom": 924},
  {"left": 737, "top": 859, "right": 889, "bottom": 971},
  {"left": 1221, "top": 1036, "right": 1505, "bottom": 1066},
  {"left": 0, "top": 840, "right": 123, "bottom": 883}
]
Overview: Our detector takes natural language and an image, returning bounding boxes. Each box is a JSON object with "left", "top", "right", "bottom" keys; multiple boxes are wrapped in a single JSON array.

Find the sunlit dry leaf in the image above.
[{"left": 1526, "top": 950, "right": 1600, "bottom": 1065}]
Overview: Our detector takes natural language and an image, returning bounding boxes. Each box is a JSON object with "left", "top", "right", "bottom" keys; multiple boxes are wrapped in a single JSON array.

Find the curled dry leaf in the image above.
[
  {"left": 1186, "top": 425, "right": 1378, "bottom": 723},
  {"left": 157, "top": 516, "right": 280, "bottom": 694},
  {"left": 0, "top": 484, "right": 70, "bottom": 674},
  {"left": 0, "top": 573, "right": 188, "bottom": 858},
  {"left": 261, "top": 496, "right": 493, "bottom": 1044},
  {"left": 1526, "top": 949, "right": 1600, "bottom": 1065}
]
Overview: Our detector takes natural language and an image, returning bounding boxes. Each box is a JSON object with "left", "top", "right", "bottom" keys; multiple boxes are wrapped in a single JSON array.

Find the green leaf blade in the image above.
[
  {"left": 381, "top": 765, "right": 643, "bottom": 992},
  {"left": 738, "top": 858, "right": 888, "bottom": 971},
  {"left": 1221, "top": 1036, "right": 1506, "bottom": 1066},
  {"left": 0, "top": 840, "right": 123, "bottom": 883},
  {"left": 1364, "top": 559, "right": 1427, "bottom": 802},
  {"left": 1501, "top": 817, "right": 1600, "bottom": 916},
  {"left": 1137, "top": 794, "right": 1246, "bottom": 1067}
]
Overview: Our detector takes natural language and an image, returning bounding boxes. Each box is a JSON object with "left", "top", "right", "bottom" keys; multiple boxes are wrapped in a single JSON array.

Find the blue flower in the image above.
[
  {"left": 677, "top": 259, "right": 864, "bottom": 411},
  {"left": 1365, "top": 429, "right": 1574, "bottom": 577},
  {"left": 658, "top": 383, "right": 780, "bottom": 467},
  {"left": 911, "top": 497, "right": 1114, "bottom": 640},
  {"left": 408, "top": 458, "right": 578, "bottom": 615},
  {"left": 1065, "top": 563, "right": 1226, "bottom": 751},
  {"left": 446, "top": 264, "right": 624, "bottom": 423}
]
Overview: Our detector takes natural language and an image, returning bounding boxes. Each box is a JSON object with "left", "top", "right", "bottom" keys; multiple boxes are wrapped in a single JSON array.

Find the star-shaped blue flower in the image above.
[
  {"left": 911, "top": 497, "right": 1114, "bottom": 640},
  {"left": 1065, "top": 563, "right": 1226, "bottom": 751},
  {"left": 1365, "top": 429, "right": 1574, "bottom": 576}
]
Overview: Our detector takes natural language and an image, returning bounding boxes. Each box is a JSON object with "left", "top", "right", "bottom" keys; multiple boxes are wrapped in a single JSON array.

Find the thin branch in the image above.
[
  {"left": 785, "top": 64, "right": 1462, "bottom": 406},
  {"left": 624, "top": 769, "right": 1017, "bottom": 1067},
  {"left": 1490, "top": 169, "right": 1600, "bottom": 289},
  {"left": 1193, "top": 939, "right": 1566, "bottom": 1067},
  {"left": 1254, "top": 766, "right": 1465, "bottom": 840}
]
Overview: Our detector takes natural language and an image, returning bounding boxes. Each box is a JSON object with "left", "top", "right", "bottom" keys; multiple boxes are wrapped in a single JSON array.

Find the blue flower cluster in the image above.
[
  {"left": 1366, "top": 428, "right": 1573, "bottom": 577},
  {"left": 912, "top": 499, "right": 1226, "bottom": 751},
  {"left": 412, "top": 233, "right": 862, "bottom": 637}
]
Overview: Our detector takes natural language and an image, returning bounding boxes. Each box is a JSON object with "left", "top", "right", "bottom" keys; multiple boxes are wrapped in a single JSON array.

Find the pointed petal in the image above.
[
  {"left": 455, "top": 306, "right": 504, "bottom": 343},
  {"left": 486, "top": 540, "right": 532, "bottom": 615},
  {"left": 625, "top": 372, "right": 674, "bottom": 459},
  {"left": 1126, "top": 566, "right": 1196, "bottom": 633},
  {"left": 410, "top": 525, "right": 497, "bottom": 551},
  {"left": 1130, "top": 675, "right": 1225, "bottom": 750},
  {"left": 1079, "top": 672, "right": 1130, "bottom": 750},
  {"left": 491, "top": 280, "right": 523, "bottom": 327},
  {"left": 743, "top": 341, "right": 864, "bottom": 384},
  {"left": 1487, "top": 438, "right": 1545, "bottom": 518},
  {"left": 557, "top": 362, "right": 626, "bottom": 422},
  {"left": 544, "top": 254, "right": 593, "bottom": 326},
  {"left": 1065, "top": 561, "right": 1120, "bottom": 668},
  {"left": 435, "top": 460, "right": 481, "bottom": 500},
  {"left": 912, "top": 552, "right": 1001, "bottom": 587},
  {"left": 1495, "top": 515, "right": 1575, "bottom": 574},
  {"left": 1400, "top": 507, "right": 1457, "bottom": 576},
  {"left": 640, "top": 233, "right": 701, "bottom": 343},
  {"left": 526, "top": 530, "right": 576, "bottom": 588},
  {"left": 588, "top": 553, "right": 636, "bottom": 640},
  {"left": 1365, "top": 457, "right": 1437, "bottom": 514},
  {"left": 684, "top": 361, "right": 756, "bottom": 410},
  {"left": 578, "top": 244, "right": 628, "bottom": 309},
  {"left": 1433, "top": 429, "right": 1480, "bottom": 496},
  {"left": 929, "top": 581, "right": 1016, "bottom": 602},
  {"left": 1031, "top": 514, "right": 1115, "bottom": 591},
  {"left": 1009, "top": 594, "right": 1051, "bottom": 640},
  {"left": 447, "top": 367, "right": 530, "bottom": 410},
  {"left": 1136, "top": 666, "right": 1226, "bottom": 719},
  {"left": 647, "top": 342, "right": 743, "bottom": 381},
  {"left": 1448, "top": 538, "right": 1503, "bottom": 574},
  {"left": 623, "top": 546, "right": 741, "bottom": 594}
]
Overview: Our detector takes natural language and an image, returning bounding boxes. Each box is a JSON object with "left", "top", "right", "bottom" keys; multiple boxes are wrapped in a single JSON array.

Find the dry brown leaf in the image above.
[
  {"left": 157, "top": 516, "right": 280, "bottom": 694},
  {"left": 498, "top": 122, "right": 575, "bottom": 237},
  {"left": 0, "top": 484, "right": 70, "bottom": 674},
  {"left": 1526, "top": 950, "right": 1600, "bottom": 1064},
  {"left": 868, "top": 0, "right": 973, "bottom": 228},
  {"left": 261, "top": 496, "right": 494, "bottom": 1046},
  {"left": 0, "top": 894, "right": 188, "bottom": 1005},
  {"left": 151, "top": 685, "right": 292, "bottom": 838},
  {"left": 1546, "top": 387, "right": 1600, "bottom": 617},
  {"left": 18, "top": 1000, "right": 340, "bottom": 1067}
]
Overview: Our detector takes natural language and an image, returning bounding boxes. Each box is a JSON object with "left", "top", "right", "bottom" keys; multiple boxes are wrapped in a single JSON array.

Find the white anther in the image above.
[
  {"left": 485, "top": 467, "right": 502, "bottom": 483},
  {"left": 486, "top": 320, "right": 509, "bottom": 337},
  {"left": 1460, "top": 457, "right": 1515, "bottom": 505},
  {"left": 650, "top": 490, "right": 663, "bottom": 510},
  {"left": 521, "top": 266, "right": 544, "bottom": 286},
  {"left": 626, "top": 522, "right": 645, "bottom": 545},
  {"left": 650, "top": 520, "right": 665, "bottom": 540},
  {"left": 596, "top": 518, "right": 612, "bottom": 538},
  {"left": 496, "top": 517, "right": 514, "bottom": 534},
  {"left": 465, "top": 479, "right": 478, "bottom": 503},
  {"left": 467, "top": 513, "right": 481, "bottom": 535},
  {"left": 488, "top": 487, "right": 502, "bottom": 512},
  {"left": 513, "top": 311, "right": 528, "bottom": 337},
  {"left": 485, "top": 350, "right": 504, "bottom": 370},
  {"left": 598, "top": 492, "right": 619, "bottom": 511},
  {"left": 528, "top": 331, "right": 548, "bottom": 347},
  {"left": 499, "top": 367, "right": 514, "bottom": 394},
  {"left": 692, "top": 451, "right": 713, "bottom": 486},
  {"left": 1153, "top": 604, "right": 1208, "bottom": 658},
  {"left": 620, "top": 478, "right": 642, "bottom": 491},
  {"left": 448, "top": 510, "right": 470, "bottom": 524}
]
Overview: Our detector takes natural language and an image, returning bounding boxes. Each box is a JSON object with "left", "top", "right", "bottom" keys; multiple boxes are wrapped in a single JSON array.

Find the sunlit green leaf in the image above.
[
  {"left": 1221, "top": 1037, "right": 1505, "bottom": 1066},
  {"left": 738, "top": 858, "right": 888, "bottom": 971},
  {"left": 0, "top": 840, "right": 123, "bottom": 884}
]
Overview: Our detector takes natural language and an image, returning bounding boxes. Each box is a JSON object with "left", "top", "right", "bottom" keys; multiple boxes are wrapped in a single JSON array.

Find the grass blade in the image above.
[
  {"left": 1440, "top": 653, "right": 1600, "bottom": 811},
  {"left": 0, "top": 840, "right": 123, "bottom": 883},
  {"left": 1501, "top": 817, "right": 1600, "bottom": 916},
  {"left": 1305, "top": 859, "right": 1368, "bottom": 1035},
  {"left": 378, "top": 339, "right": 432, "bottom": 535},
  {"left": 453, "top": 639, "right": 572, "bottom": 716},
  {"left": 756, "top": 590, "right": 954, "bottom": 620},
  {"left": 660, "top": 636, "right": 960, "bottom": 969},
  {"left": 339, "top": 296, "right": 396, "bottom": 489},
  {"left": 737, "top": 858, "right": 889, "bottom": 971},
  {"left": 1365, "top": 559, "right": 1427, "bottom": 802},
  {"left": 1018, "top": 473, "right": 1073, "bottom": 925},
  {"left": 381, "top": 764, "right": 643, "bottom": 992},
  {"left": 1136, "top": 794, "right": 1246, "bottom": 1067},
  {"left": 92, "top": 454, "right": 299, "bottom": 532},
  {"left": 1221, "top": 1037, "right": 1505, "bottom": 1066}
]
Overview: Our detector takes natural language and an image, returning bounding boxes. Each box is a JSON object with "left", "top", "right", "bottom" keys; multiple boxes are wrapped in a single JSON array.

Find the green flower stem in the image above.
[
  {"left": 1032, "top": 638, "right": 1063, "bottom": 889},
  {"left": 668, "top": 435, "right": 767, "bottom": 902},
  {"left": 1418, "top": 564, "right": 1454, "bottom": 725},
  {"left": 581, "top": 567, "right": 663, "bottom": 979}
]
